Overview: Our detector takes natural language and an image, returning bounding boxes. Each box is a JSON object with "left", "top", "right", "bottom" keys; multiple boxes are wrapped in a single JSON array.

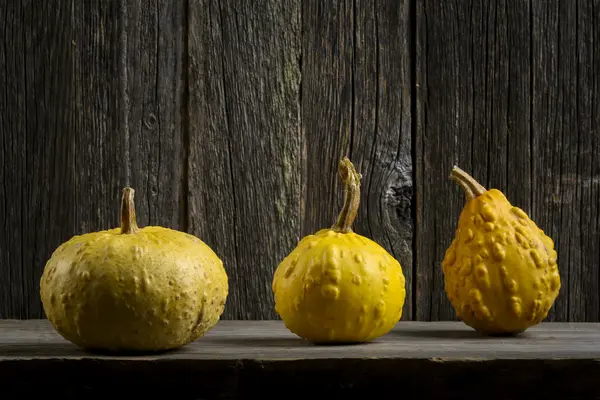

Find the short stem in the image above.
[
  {"left": 332, "top": 157, "right": 361, "bottom": 233},
  {"left": 449, "top": 166, "right": 487, "bottom": 201},
  {"left": 120, "top": 187, "right": 140, "bottom": 234}
]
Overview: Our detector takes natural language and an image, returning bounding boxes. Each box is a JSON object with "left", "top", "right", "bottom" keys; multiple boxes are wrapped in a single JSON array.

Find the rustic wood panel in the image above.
[
  {"left": 352, "top": 0, "right": 414, "bottom": 320},
  {"left": 1, "top": 0, "right": 599, "bottom": 322},
  {"left": 301, "top": 0, "right": 354, "bottom": 235},
  {"left": 0, "top": 0, "right": 186, "bottom": 318},
  {"left": 302, "top": 0, "right": 414, "bottom": 319},
  {"left": 0, "top": 1, "right": 126, "bottom": 319},
  {"left": 186, "top": 0, "right": 239, "bottom": 320},
  {"left": 530, "top": 0, "right": 600, "bottom": 322},
  {"left": 415, "top": 0, "right": 600, "bottom": 322},
  {"left": 571, "top": 0, "right": 600, "bottom": 322},
  {"left": 188, "top": 0, "right": 302, "bottom": 319},
  {"left": 2, "top": 321, "right": 600, "bottom": 398},
  {"left": 125, "top": 0, "right": 187, "bottom": 230}
]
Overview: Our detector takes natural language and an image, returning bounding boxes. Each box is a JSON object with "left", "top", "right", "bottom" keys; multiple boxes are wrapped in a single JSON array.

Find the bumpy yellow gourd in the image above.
[
  {"left": 442, "top": 166, "right": 561, "bottom": 335},
  {"left": 40, "top": 187, "right": 228, "bottom": 353},
  {"left": 272, "top": 157, "right": 406, "bottom": 344}
]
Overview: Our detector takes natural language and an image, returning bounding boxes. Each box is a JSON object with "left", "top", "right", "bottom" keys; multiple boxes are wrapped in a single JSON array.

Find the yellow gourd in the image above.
[
  {"left": 442, "top": 166, "right": 561, "bottom": 335},
  {"left": 40, "top": 187, "right": 228, "bottom": 353},
  {"left": 272, "top": 157, "right": 406, "bottom": 344}
]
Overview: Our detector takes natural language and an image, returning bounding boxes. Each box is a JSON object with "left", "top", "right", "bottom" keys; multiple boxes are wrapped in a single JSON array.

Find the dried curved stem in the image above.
[
  {"left": 332, "top": 157, "right": 361, "bottom": 233},
  {"left": 120, "top": 187, "right": 140, "bottom": 234},
  {"left": 449, "top": 166, "right": 487, "bottom": 201}
]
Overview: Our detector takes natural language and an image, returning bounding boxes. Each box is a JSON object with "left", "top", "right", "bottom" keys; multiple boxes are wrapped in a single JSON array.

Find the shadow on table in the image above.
[
  {"left": 1, "top": 342, "right": 182, "bottom": 357},
  {"left": 206, "top": 337, "right": 377, "bottom": 348},
  {"left": 390, "top": 329, "right": 529, "bottom": 340},
  {"left": 1, "top": 342, "right": 86, "bottom": 357}
]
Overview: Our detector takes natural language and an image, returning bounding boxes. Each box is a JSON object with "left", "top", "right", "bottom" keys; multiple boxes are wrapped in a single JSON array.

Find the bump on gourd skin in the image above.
[
  {"left": 442, "top": 187, "right": 561, "bottom": 335},
  {"left": 272, "top": 158, "right": 406, "bottom": 344},
  {"left": 40, "top": 190, "right": 228, "bottom": 353}
]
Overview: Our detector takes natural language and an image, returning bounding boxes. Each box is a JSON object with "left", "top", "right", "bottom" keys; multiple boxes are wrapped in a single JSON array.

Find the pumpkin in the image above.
[
  {"left": 442, "top": 166, "right": 560, "bottom": 335},
  {"left": 40, "top": 187, "right": 228, "bottom": 353},
  {"left": 272, "top": 157, "right": 406, "bottom": 344}
]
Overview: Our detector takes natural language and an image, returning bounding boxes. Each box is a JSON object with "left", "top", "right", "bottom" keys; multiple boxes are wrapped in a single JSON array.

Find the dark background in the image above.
[{"left": 0, "top": 0, "right": 598, "bottom": 322}]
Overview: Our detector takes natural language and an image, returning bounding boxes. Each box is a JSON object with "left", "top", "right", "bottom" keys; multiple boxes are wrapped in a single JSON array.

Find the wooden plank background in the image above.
[{"left": 0, "top": 0, "right": 598, "bottom": 321}]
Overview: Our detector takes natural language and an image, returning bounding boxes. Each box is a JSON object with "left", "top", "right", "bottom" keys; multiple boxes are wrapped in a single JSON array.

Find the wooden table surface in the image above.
[{"left": 1, "top": 320, "right": 600, "bottom": 399}]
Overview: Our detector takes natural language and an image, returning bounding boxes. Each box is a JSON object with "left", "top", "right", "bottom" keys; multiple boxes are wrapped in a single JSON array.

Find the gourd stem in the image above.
[
  {"left": 120, "top": 187, "right": 140, "bottom": 234},
  {"left": 332, "top": 157, "right": 361, "bottom": 233},
  {"left": 450, "top": 166, "right": 487, "bottom": 201}
]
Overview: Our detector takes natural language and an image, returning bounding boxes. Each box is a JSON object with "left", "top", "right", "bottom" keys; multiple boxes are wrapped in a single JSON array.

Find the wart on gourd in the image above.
[
  {"left": 442, "top": 166, "right": 561, "bottom": 336},
  {"left": 272, "top": 157, "right": 406, "bottom": 344},
  {"left": 40, "top": 187, "right": 229, "bottom": 354}
]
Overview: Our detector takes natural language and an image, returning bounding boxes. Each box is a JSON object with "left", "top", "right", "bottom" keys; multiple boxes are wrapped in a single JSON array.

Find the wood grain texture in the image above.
[
  {"left": 416, "top": 0, "right": 533, "bottom": 321},
  {"left": 188, "top": 0, "right": 301, "bottom": 319},
  {"left": 353, "top": 0, "right": 414, "bottom": 320},
  {"left": 302, "top": 0, "right": 414, "bottom": 319},
  {"left": 124, "top": 0, "right": 187, "bottom": 230},
  {"left": 186, "top": 0, "right": 239, "bottom": 320},
  {"left": 301, "top": 0, "right": 354, "bottom": 236},
  {"left": 3, "top": 319, "right": 600, "bottom": 359},
  {"left": 2, "top": 321, "right": 600, "bottom": 399},
  {"left": 1, "top": 0, "right": 600, "bottom": 322},
  {"left": 0, "top": 1, "right": 127, "bottom": 319},
  {"left": 415, "top": 0, "right": 600, "bottom": 322},
  {"left": 531, "top": 0, "right": 600, "bottom": 322},
  {"left": 0, "top": 0, "right": 186, "bottom": 318}
]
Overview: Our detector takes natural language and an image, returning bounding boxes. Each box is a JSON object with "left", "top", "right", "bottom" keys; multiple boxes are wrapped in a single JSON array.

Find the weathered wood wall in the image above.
[{"left": 0, "top": 0, "right": 598, "bottom": 321}]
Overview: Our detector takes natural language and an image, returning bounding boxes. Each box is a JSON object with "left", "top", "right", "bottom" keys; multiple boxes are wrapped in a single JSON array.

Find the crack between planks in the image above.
[
  {"left": 367, "top": 0, "right": 378, "bottom": 244},
  {"left": 1, "top": 2, "right": 8, "bottom": 318},
  {"left": 548, "top": 3, "right": 558, "bottom": 318},
  {"left": 556, "top": 6, "right": 568, "bottom": 321},
  {"left": 484, "top": 1, "right": 489, "bottom": 188},
  {"left": 529, "top": 0, "right": 534, "bottom": 215},
  {"left": 217, "top": 1, "right": 241, "bottom": 319},
  {"left": 155, "top": 0, "right": 161, "bottom": 226},
  {"left": 452, "top": 0, "right": 460, "bottom": 320},
  {"left": 487, "top": 1, "right": 498, "bottom": 189},
  {"left": 119, "top": 0, "right": 131, "bottom": 187},
  {"left": 470, "top": 0, "right": 475, "bottom": 175},
  {"left": 409, "top": 0, "right": 418, "bottom": 321},
  {"left": 350, "top": 0, "right": 356, "bottom": 160},
  {"left": 181, "top": 0, "right": 190, "bottom": 233},
  {"left": 20, "top": 1, "right": 28, "bottom": 319},
  {"left": 298, "top": 0, "right": 304, "bottom": 239},
  {"left": 2, "top": 1, "right": 10, "bottom": 318},
  {"left": 26, "top": 1, "right": 40, "bottom": 317},
  {"left": 561, "top": 0, "right": 576, "bottom": 322},
  {"left": 505, "top": 4, "right": 511, "bottom": 200},
  {"left": 430, "top": 212, "right": 436, "bottom": 321},
  {"left": 574, "top": 0, "right": 582, "bottom": 321},
  {"left": 40, "top": 0, "right": 61, "bottom": 317},
  {"left": 453, "top": 0, "right": 459, "bottom": 170},
  {"left": 143, "top": 1, "right": 151, "bottom": 228},
  {"left": 421, "top": 0, "right": 430, "bottom": 321},
  {"left": 593, "top": 0, "right": 600, "bottom": 323},
  {"left": 45, "top": 0, "right": 63, "bottom": 318}
]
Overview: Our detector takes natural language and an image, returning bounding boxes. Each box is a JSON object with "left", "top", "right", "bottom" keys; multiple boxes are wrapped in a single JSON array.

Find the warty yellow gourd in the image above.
[
  {"left": 40, "top": 187, "right": 228, "bottom": 353},
  {"left": 272, "top": 157, "right": 406, "bottom": 344},
  {"left": 442, "top": 166, "right": 561, "bottom": 335}
]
